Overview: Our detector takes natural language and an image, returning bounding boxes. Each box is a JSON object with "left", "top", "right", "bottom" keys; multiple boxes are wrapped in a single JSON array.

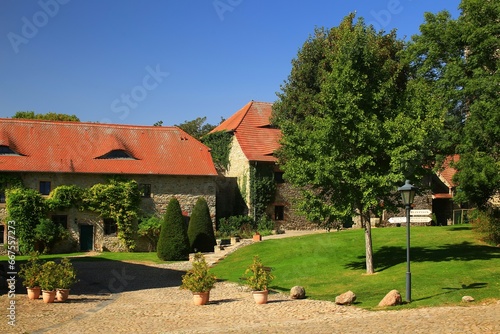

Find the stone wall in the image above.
[
  {"left": 225, "top": 137, "right": 251, "bottom": 212},
  {"left": 0, "top": 172, "right": 217, "bottom": 252},
  {"left": 272, "top": 182, "right": 318, "bottom": 230}
]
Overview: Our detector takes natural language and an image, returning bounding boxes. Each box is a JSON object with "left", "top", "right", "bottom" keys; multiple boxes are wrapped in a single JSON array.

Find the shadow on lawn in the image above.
[
  {"left": 413, "top": 282, "right": 488, "bottom": 302},
  {"left": 345, "top": 241, "right": 500, "bottom": 272},
  {"left": 3, "top": 258, "right": 186, "bottom": 296}
]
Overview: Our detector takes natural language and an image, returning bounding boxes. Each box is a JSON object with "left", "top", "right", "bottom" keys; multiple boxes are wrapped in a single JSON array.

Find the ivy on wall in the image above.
[
  {"left": 201, "top": 130, "right": 233, "bottom": 171},
  {"left": 250, "top": 163, "right": 276, "bottom": 222},
  {"left": 5, "top": 178, "right": 141, "bottom": 253}
]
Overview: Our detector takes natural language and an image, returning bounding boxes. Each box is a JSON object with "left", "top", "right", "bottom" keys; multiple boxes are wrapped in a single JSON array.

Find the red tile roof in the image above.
[
  {"left": 438, "top": 155, "right": 459, "bottom": 188},
  {"left": 211, "top": 101, "right": 281, "bottom": 162},
  {"left": 0, "top": 119, "right": 217, "bottom": 176}
]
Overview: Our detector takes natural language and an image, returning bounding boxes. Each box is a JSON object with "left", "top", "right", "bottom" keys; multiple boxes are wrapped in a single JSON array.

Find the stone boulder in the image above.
[
  {"left": 335, "top": 290, "right": 356, "bottom": 305},
  {"left": 290, "top": 286, "right": 306, "bottom": 299},
  {"left": 378, "top": 290, "right": 402, "bottom": 307},
  {"left": 462, "top": 296, "right": 475, "bottom": 303}
]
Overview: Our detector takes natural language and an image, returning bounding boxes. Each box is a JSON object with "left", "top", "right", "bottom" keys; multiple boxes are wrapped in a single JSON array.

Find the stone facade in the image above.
[{"left": 0, "top": 172, "right": 216, "bottom": 252}]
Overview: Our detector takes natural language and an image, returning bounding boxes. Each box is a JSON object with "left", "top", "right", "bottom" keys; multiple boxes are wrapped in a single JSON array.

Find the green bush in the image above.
[
  {"left": 188, "top": 197, "right": 216, "bottom": 252},
  {"left": 470, "top": 208, "right": 500, "bottom": 245},
  {"left": 257, "top": 215, "right": 275, "bottom": 233},
  {"left": 157, "top": 198, "right": 190, "bottom": 261},
  {"left": 138, "top": 215, "right": 162, "bottom": 251},
  {"left": 34, "top": 218, "right": 66, "bottom": 254},
  {"left": 218, "top": 215, "right": 256, "bottom": 238}
]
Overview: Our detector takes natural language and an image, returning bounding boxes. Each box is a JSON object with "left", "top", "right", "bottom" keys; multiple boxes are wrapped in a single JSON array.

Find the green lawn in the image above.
[
  {"left": 1, "top": 251, "right": 165, "bottom": 264},
  {"left": 210, "top": 225, "right": 500, "bottom": 309}
]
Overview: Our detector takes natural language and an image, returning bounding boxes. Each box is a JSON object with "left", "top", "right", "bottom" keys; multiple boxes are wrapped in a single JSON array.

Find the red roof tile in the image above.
[
  {"left": 438, "top": 155, "right": 459, "bottom": 188},
  {"left": 0, "top": 119, "right": 217, "bottom": 176},
  {"left": 211, "top": 101, "right": 281, "bottom": 162}
]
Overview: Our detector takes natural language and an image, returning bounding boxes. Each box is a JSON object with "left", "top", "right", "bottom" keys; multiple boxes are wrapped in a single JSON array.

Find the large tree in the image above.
[
  {"left": 406, "top": 0, "right": 500, "bottom": 208},
  {"left": 175, "top": 117, "right": 218, "bottom": 140},
  {"left": 272, "top": 14, "right": 442, "bottom": 274}
]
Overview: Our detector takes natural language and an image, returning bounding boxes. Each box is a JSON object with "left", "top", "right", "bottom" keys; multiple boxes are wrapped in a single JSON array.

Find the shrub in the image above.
[
  {"left": 157, "top": 198, "right": 190, "bottom": 261},
  {"left": 138, "top": 215, "right": 162, "bottom": 251},
  {"left": 38, "top": 261, "right": 59, "bottom": 291},
  {"left": 56, "top": 258, "right": 78, "bottom": 289},
  {"left": 218, "top": 215, "right": 256, "bottom": 238},
  {"left": 188, "top": 197, "right": 216, "bottom": 252},
  {"left": 242, "top": 255, "right": 274, "bottom": 291},
  {"left": 34, "top": 218, "right": 66, "bottom": 254},
  {"left": 19, "top": 252, "right": 43, "bottom": 288},
  {"left": 470, "top": 208, "right": 500, "bottom": 245},
  {"left": 257, "top": 215, "right": 275, "bottom": 234},
  {"left": 180, "top": 253, "right": 216, "bottom": 292}
]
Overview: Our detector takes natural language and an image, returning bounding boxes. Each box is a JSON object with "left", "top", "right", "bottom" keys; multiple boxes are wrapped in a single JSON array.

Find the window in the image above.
[
  {"left": 103, "top": 218, "right": 117, "bottom": 235},
  {"left": 274, "top": 205, "right": 284, "bottom": 221},
  {"left": 39, "top": 181, "right": 51, "bottom": 195},
  {"left": 51, "top": 215, "right": 68, "bottom": 229},
  {"left": 274, "top": 172, "right": 285, "bottom": 184},
  {"left": 96, "top": 150, "right": 136, "bottom": 159},
  {"left": 139, "top": 184, "right": 151, "bottom": 198}
]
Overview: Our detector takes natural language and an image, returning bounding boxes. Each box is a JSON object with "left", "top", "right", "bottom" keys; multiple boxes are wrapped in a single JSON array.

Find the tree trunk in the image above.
[{"left": 362, "top": 210, "right": 374, "bottom": 274}]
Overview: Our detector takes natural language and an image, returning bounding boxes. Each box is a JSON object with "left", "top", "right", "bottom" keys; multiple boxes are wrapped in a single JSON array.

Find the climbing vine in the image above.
[
  {"left": 84, "top": 178, "right": 141, "bottom": 251},
  {"left": 5, "top": 178, "right": 141, "bottom": 253},
  {"left": 201, "top": 130, "right": 233, "bottom": 171},
  {"left": 250, "top": 163, "right": 276, "bottom": 222}
]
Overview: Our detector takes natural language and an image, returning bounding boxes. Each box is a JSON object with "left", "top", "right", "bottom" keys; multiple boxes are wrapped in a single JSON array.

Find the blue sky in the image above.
[{"left": 0, "top": 0, "right": 461, "bottom": 127}]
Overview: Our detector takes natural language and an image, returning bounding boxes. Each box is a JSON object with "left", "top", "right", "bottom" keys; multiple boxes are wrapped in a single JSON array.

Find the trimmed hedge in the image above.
[
  {"left": 157, "top": 198, "right": 190, "bottom": 261},
  {"left": 188, "top": 197, "right": 216, "bottom": 252}
]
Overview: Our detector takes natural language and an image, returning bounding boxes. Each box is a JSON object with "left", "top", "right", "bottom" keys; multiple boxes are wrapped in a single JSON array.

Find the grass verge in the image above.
[{"left": 209, "top": 225, "right": 500, "bottom": 310}]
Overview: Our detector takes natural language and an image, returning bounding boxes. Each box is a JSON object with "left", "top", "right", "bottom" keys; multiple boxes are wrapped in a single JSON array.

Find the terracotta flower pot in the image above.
[
  {"left": 56, "top": 288, "right": 70, "bottom": 302},
  {"left": 252, "top": 290, "right": 269, "bottom": 304},
  {"left": 192, "top": 291, "right": 210, "bottom": 306},
  {"left": 42, "top": 290, "right": 56, "bottom": 303},
  {"left": 27, "top": 287, "right": 41, "bottom": 300}
]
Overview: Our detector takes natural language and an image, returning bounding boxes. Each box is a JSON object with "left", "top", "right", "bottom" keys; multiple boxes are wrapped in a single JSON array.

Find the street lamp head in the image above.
[{"left": 398, "top": 180, "right": 418, "bottom": 206}]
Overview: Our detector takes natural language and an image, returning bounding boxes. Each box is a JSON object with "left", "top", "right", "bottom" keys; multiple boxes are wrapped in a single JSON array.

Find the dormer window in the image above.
[
  {"left": 0, "top": 145, "right": 22, "bottom": 155},
  {"left": 96, "top": 149, "right": 136, "bottom": 160}
]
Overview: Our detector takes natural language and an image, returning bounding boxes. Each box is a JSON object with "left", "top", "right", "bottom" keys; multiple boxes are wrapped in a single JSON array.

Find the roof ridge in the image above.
[{"left": 0, "top": 118, "right": 179, "bottom": 130}]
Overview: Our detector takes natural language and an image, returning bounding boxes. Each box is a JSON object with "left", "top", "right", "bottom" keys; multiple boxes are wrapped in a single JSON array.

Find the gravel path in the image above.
[{"left": 2, "top": 231, "right": 499, "bottom": 333}]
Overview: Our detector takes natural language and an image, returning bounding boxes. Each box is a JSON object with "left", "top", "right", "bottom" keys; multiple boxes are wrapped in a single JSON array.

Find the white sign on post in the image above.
[{"left": 410, "top": 209, "right": 432, "bottom": 216}]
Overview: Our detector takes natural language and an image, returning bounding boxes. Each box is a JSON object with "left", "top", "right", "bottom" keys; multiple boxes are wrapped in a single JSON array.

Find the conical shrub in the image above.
[
  {"left": 157, "top": 198, "right": 190, "bottom": 261},
  {"left": 188, "top": 197, "right": 216, "bottom": 252}
]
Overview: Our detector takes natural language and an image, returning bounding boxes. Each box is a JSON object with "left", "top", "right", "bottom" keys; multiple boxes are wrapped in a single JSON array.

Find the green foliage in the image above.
[
  {"left": 201, "top": 130, "right": 233, "bottom": 171},
  {"left": 180, "top": 253, "right": 217, "bottom": 292},
  {"left": 55, "top": 258, "right": 78, "bottom": 289},
  {"left": 18, "top": 252, "right": 43, "bottom": 288},
  {"left": 6, "top": 187, "right": 47, "bottom": 254},
  {"left": 188, "top": 197, "right": 216, "bottom": 252},
  {"left": 272, "top": 13, "right": 436, "bottom": 229},
  {"left": 34, "top": 218, "right": 66, "bottom": 254},
  {"left": 218, "top": 215, "right": 256, "bottom": 238},
  {"left": 406, "top": 1, "right": 500, "bottom": 208},
  {"left": 38, "top": 261, "right": 59, "bottom": 291},
  {"left": 250, "top": 164, "right": 276, "bottom": 222},
  {"left": 138, "top": 215, "right": 162, "bottom": 251},
  {"left": 13, "top": 111, "right": 80, "bottom": 122},
  {"left": 46, "top": 185, "right": 84, "bottom": 211},
  {"left": 257, "top": 215, "right": 275, "bottom": 233},
  {"left": 157, "top": 198, "right": 190, "bottom": 261},
  {"left": 85, "top": 179, "right": 141, "bottom": 250},
  {"left": 0, "top": 173, "right": 23, "bottom": 191},
  {"left": 176, "top": 116, "right": 217, "bottom": 140},
  {"left": 470, "top": 208, "right": 500, "bottom": 245},
  {"left": 242, "top": 255, "right": 274, "bottom": 291}
]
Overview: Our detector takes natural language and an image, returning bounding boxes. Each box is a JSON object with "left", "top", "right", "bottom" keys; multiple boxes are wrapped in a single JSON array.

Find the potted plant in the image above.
[
  {"left": 18, "top": 252, "right": 43, "bottom": 300},
  {"left": 38, "top": 261, "right": 59, "bottom": 303},
  {"left": 55, "top": 258, "right": 78, "bottom": 302},
  {"left": 180, "top": 253, "right": 216, "bottom": 305},
  {"left": 242, "top": 255, "right": 274, "bottom": 304}
]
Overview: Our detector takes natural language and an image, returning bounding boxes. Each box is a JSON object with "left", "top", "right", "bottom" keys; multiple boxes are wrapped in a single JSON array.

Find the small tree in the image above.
[
  {"left": 157, "top": 198, "right": 190, "bottom": 261},
  {"left": 188, "top": 197, "right": 216, "bottom": 252},
  {"left": 138, "top": 215, "right": 162, "bottom": 251}
]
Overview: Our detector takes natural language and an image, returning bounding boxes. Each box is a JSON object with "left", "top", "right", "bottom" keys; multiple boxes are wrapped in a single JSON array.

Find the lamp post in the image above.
[{"left": 398, "top": 180, "right": 417, "bottom": 303}]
